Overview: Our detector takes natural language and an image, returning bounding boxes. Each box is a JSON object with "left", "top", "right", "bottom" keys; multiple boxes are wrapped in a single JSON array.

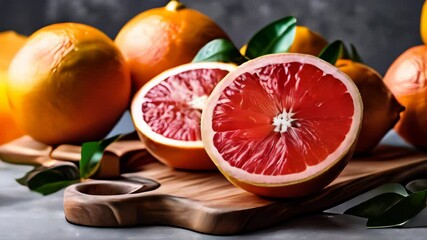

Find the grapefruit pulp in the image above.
[
  {"left": 131, "top": 62, "right": 236, "bottom": 170},
  {"left": 201, "top": 53, "right": 363, "bottom": 198}
]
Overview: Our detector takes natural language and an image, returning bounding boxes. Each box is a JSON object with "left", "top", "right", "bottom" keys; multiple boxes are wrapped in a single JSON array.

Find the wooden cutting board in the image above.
[
  {"left": 1, "top": 136, "right": 427, "bottom": 235},
  {"left": 63, "top": 145, "right": 427, "bottom": 235}
]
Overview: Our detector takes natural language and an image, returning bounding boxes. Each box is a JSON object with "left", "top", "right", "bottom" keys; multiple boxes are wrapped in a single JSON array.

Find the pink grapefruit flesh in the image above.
[
  {"left": 202, "top": 53, "right": 363, "bottom": 197},
  {"left": 131, "top": 62, "right": 236, "bottom": 170}
]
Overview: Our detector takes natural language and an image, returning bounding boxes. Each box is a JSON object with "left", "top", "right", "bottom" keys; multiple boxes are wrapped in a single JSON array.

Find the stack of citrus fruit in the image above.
[{"left": 3, "top": 0, "right": 405, "bottom": 199}]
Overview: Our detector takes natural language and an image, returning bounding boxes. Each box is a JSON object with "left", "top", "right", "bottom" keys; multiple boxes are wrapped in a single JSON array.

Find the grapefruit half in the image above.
[
  {"left": 131, "top": 62, "right": 236, "bottom": 170},
  {"left": 201, "top": 53, "right": 363, "bottom": 198}
]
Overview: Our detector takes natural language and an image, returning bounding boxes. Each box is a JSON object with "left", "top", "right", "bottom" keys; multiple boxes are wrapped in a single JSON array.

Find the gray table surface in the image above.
[{"left": 1, "top": 113, "right": 427, "bottom": 240}]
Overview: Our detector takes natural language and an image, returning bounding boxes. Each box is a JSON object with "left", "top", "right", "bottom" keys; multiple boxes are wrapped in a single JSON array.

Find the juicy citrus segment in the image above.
[
  {"left": 142, "top": 68, "right": 229, "bottom": 142},
  {"left": 131, "top": 62, "right": 236, "bottom": 170},
  {"left": 202, "top": 53, "right": 362, "bottom": 197},
  {"left": 212, "top": 62, "right": 353, "bottom": 177}
]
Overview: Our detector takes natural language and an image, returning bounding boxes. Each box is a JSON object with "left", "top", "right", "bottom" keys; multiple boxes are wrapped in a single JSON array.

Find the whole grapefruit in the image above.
[
  {"left": 115, "top": 0, "right": 229, "bottom": 93},
  {"left": 7, "top": 23, "right": 131, "bottom": 145},
  {"left": 384, "top": 45, "right": 427, "bottom": 149}
]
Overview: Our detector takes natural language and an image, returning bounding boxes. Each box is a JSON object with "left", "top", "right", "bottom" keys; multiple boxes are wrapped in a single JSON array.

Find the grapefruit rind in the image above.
[
  {"left": 201, "top": 53, "right": 363, "bottom": 188},
  {"left": 131, "top": 62, "right": 236, "bottom": 169}
]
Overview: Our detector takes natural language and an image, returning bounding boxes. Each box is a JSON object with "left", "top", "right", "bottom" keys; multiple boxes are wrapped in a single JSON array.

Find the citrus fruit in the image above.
[
  {"left": 421, "top": 1, "right": 427, "bottom": 44},
  {"left": 384, "top": 45, "right": 427, "bottom": 149},
  {"left": 0, "top": 31, "right": 27, "bottom": 70},
  {"left": 201, "top": 53, "right": 363, "bottom": 198},
  {"left": 0, "top": 72, "right": 25, "bottom": 145},
  {"left": 7, "top": 23, "right": 131, "bottom": 145},
  {"left": 336, "top": 59, "right": 404, "bottom": 154},
  {"left": 115, "top": 0, "right": 229, "bottom": 93},
  {"left": 0, "top": 31, "right": 26, "bottom": 145},
  {"left": 240, "top": 26, "right": 328, "bottom": 56},
  {"left": 131, "top": 62, "right": 236, "bottom": 170}
]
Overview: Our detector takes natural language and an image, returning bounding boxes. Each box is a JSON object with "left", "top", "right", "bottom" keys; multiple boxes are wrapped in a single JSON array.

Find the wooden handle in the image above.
[{"left": 0, "top": 132, "right": 153, "bottom": 178}]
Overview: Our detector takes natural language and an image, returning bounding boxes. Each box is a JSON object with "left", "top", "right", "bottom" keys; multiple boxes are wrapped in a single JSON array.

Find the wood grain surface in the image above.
[
  {"left": 1, "top": 135, "right": 426, "bottom": 234},
  {"left": 62, "top": 144, "right": 427, "bottom": 235}
]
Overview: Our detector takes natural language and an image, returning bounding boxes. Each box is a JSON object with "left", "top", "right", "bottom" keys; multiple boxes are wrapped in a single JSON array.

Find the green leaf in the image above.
[
  {"left": 350, "top": 43, "right": 363, "bottom": 63},
  {"left": 245, "top": 16, "right": 297, "bottom": 59},
  {"left": 80, "top": 134, "right": 125, "bottom": 179},
  {"left": 32, "top": 180, "right": 80, "bottom": 196},
  {"left": 406, "top": 179, "right": 427, "bottom": 193},
  {"left": 367, "top": 191, "right": 427, "bottom": 228},
  {"left": 344, "top": 193, "right": 405, "bottom": 218},
  {"left": 16, "top": 162, "right": 80, "bottom": 195},
  {"left": 192, "top": 38, "right": 247, "bottom": 64},
  {"left": 318, "top": 40, "right": 344, "bottom": 65}
]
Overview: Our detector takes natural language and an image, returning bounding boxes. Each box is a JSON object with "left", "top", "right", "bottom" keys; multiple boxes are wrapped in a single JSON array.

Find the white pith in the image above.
[
  {"left": 272, "top": 109, "right": 297, "bottom": 133},
  {"left": 189, "top": 95, "right": 208, "bottom": 111},
  {"left": 201, "top": 53, "right": 363, "bottom": 185},
  {"left": 131, "top": 62, "right": 237, "bottom": 149}
]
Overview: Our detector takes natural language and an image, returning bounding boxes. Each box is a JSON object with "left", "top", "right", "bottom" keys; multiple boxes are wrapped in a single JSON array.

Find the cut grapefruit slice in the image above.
[
  {"left": 201, "top": 53, "right": 363, "bottom": 198},
  {"left": 131, "top": 62, "right": 236, "bottom": 170}
]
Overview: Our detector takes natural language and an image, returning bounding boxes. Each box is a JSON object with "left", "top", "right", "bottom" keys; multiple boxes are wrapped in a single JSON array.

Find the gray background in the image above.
[{"left": 0, "top": 0, "right": 424, "bottom": 75}]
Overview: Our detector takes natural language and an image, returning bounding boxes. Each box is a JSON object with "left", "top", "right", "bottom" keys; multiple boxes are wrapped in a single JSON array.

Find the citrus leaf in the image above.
[
  {"left": 406, "top": 179, "right": 427, "bottom": 193},
  {"left": 32, "top": 180, "right": 80, "bottom": 196},
  {"left": 80, "top": 133, "right": 125, "bottom": 179},
  {"left": 367, "top": 190, "right": 427, "bottom": 228},
  {"left": 16, "top": 162, "right": 80, "bottom": 195},
  {"left": 192, "top": 38, "right": 247, "bottom": 64},
  {"left": 318, "top": 40, "right": 344, "bottom": 65},
  {"left": 245, "top": 16, "right": 297, "bottom": 59},
  {"left": 344, "top": 192, "right": 405, "bottom": 218},
  {"left": 350, "top": 43, "right": 363, "bottom": 63}
]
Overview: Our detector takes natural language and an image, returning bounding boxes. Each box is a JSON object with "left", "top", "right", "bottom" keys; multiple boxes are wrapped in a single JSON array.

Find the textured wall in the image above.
[{"left": 0, "top": 0, "right": 423, "bottom": 75}]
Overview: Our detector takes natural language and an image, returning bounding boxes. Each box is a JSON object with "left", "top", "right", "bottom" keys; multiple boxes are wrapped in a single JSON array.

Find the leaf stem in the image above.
[{"left": 166, "top": 0, "right": 186, "bottom": 11}]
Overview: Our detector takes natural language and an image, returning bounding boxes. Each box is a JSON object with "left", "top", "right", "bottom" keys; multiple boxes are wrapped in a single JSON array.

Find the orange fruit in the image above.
[
  {"left": 0, "top": 31, "right": 27, "bottom": 145},
  {"left": 289, "top": 26, "right": 328, "bottom": 56},
  {"left": 7, "top": 23, "right": 131, "bottom": 145},
  {"left": 336, "top": 59, "right": 404, "bottom": 154},
  {"left": 0, "top": 72, "right": 25, "bottom": 145},
  {"left": 240, "top": 26, "right": 328, "bottom": 56},
  {"left": 384, "top": 45, "right": 427, "bottom": 149},
  {"left": 115, "top": 0, "right": 229, "bottom": 93},
  {"left": 0, "top": 31, "right": 27, "bottom": 70},
  {"left": 201, "top": 53, "right": 363, "bottom": 198},
  {"left": 421, "top": 1, "right": 427, "bottom": 44},
  {"left": 131, "top": 62, "right": 236, "bottom": 170}
]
